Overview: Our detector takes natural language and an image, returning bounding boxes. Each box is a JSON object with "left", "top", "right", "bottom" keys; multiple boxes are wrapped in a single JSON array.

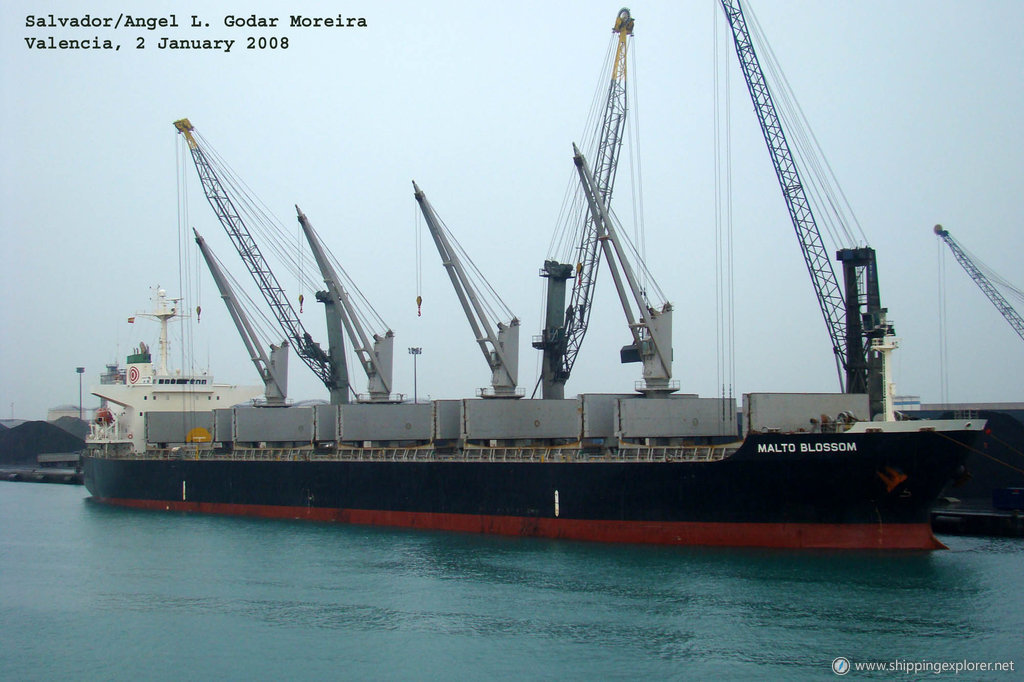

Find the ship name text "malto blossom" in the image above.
[{"left": 757, "top": 442, "right": 858, "bottom": 454}]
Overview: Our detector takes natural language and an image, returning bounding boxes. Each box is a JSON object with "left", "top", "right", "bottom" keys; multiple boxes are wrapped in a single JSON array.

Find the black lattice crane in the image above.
[
  {"left": 719, "top": 0, "right": 891, "bottom": 416},
  {"left": 536, "top": 8, "right": 635, "bottom": 400}
]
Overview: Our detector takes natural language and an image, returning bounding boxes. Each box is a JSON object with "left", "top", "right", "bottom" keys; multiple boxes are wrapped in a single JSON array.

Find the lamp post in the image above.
[
  {"left": 408, "top": 348, "right": 422, "bottom": 403},
  {"left": 76, "top": 367, "right": 85, "bottom": 420}
]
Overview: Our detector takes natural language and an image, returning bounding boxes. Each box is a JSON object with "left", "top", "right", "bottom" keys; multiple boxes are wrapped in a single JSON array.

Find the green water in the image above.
[{"left": 1, "top": 483, "right": 1020, "bottom": 680}]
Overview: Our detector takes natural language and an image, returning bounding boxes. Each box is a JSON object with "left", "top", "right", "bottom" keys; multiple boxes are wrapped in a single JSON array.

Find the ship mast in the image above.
[{"left": 134, "top": 287, "right": 182, "bottom": 376}]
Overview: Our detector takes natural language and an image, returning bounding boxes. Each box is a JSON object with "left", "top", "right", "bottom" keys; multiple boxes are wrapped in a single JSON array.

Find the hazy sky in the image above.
[{"left": 2, "top": 0, "right": 1022, "bottom": 420}]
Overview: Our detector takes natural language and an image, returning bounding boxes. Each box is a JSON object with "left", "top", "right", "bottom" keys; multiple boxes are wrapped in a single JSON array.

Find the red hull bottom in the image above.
[{"left": 93, "top": 497, "right": 946, "bottom": 550}]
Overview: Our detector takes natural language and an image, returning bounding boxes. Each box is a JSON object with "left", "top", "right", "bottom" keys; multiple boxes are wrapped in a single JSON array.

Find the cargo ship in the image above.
[
  {"left": 84, "top": 11, "right": 985, "bottom": 549},
  {"left": 83, "top": 290, "right": 984, "bottom": 550}
]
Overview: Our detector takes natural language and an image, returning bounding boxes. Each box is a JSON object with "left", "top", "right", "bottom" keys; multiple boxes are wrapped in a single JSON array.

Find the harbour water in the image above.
[{"left": 1, "top": 482, "right": 1020, "bottom": 680}]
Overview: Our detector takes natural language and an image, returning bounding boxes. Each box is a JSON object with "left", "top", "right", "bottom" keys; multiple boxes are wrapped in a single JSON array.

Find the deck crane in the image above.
[
  {"left": 174, "top": 118, "right": 350, "bottom": 404},
  {"left": 413, "top": 181, "right": 521, "bottom": 398},
  {"left": 295, "top": 206, "right": 396, "bottom": 401},
  {"left": 935, "top": 224, "right": 1024, "bottom": 343},
  {"left": 718, "top": 0, "right": 891, "bottom": 416},
  {"left": 535, "top": 7, "right": 635, "bottom": 400},
  {"left": 573, "top": 145, "right": 674, "bottom": 395},
  {"left": 193, "top": 228, "right": 290, "bottom": 404}
]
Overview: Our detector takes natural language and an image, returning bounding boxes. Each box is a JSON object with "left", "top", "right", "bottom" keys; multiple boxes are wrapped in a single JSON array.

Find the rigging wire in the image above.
[
  {"left": 182, "top": 130, "right": 384, "bottom": 397},
  {"left": 174, "top": 135, "right": 204, "bottom": 420},
  {"left": 714, "top": 6, "right": 722, "bottom": 403},
  {"left": 745, "top": 2, "right": 866, "bottom": 251},
  {"left": 626, "top": 38, "right": 646, "bottom": 294},
  {"left": 190, "top": 130, "right": 392, "bottom": 340},
  {"left": 175, "top": 137, "right": 191, "bottom": 378},
  {"left": 177, "top": 135, "right": 279, "bottom": 380},
  {"left": 546, "top": 29, "right": 664, "bottom": 318},
  {"left": 415, "top": 201, "right": 423, "bottom": 316},
  {"left": 432, "top": 206, "right": 516, "bottom": 324},
  {"left": 713, "top": 3, "right": 737, "bottom": 409},
  {"left": 548, "top": 35, "right": 617, "bottom": 262},
  {"left": 726, "top": 18, "right": 737, "bottom": 410},
  {"left": 937, "top": 239, "right": 949, "bottom": 403},
  {"left": 607, "top": 207, "right": 668, "bottom": 305},
  {"left": 960, "top": 242, "right": 1024, "bottom": 305}
]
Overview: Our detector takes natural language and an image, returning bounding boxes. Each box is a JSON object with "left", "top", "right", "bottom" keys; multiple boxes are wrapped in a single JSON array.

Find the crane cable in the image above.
[
  {"left": 177, "top": 135, "right": 291, "bottom": 370},
  {"left": 713, "top": 4, "right": 736, "bottom": 409},
  {"left": 547, "top": 36, "right": 617, "bottom": 262},
  {"left": 415, "top": 202, "right": 423, "bottom": 316},
  {"left": 174, "top": 136, "right": 206, "bottom": 414},
  {"left": 191, "top": 130, "right": 392, "bottom": 333},
  {"left": 937, "top": 239, "right": 950, "bottom": 403},
  {"left": 744, "top": 2, "right": 866, "bottom": 250}
]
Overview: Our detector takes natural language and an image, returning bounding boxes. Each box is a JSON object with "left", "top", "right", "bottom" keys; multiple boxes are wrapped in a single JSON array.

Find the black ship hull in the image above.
[{"left": 84, "top": 428, "right": 979, "bottom": 550}]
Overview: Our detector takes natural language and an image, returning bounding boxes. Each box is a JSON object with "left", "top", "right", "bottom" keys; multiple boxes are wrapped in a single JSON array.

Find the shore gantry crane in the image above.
[{"left": 718, "top": 0, "right": 893, "bottom": 416}]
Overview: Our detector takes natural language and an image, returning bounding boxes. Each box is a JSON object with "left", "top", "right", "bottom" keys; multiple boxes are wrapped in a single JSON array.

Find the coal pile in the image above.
[
  {"left": 0, "top": 421, "right": 85, "bottom": 466},
  {"left": 51, "top": 416, "right": 89, "bottom": 440}
]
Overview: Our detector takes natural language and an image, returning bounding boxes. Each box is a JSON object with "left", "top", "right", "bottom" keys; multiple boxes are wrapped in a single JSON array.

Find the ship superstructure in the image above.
[{"left": 88, "top": 287, "right": 264, "bottom": 455}]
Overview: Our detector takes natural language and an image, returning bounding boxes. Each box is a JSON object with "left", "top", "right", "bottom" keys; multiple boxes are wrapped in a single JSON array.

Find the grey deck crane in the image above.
[
  {"left": 413, "top": 181, "right": 520, "bottom": 398},
  {"left": 573, "top": 145, "right": 674, "bottom": 396},
  {"left": 935, "top": 224, "right": 1024, "bottom": 343},
  {"left": 193, "top": 228, "right": 289, "bottom": 404},
  {"left": 295, "top": 206, "right": 396, "bottom": 402}
]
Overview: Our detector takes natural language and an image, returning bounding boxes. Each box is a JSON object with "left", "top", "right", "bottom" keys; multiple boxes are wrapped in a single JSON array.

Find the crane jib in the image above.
[
  {"left": 719, "top": 0, "right": 849, "bottom": 387},
  {"left": 546, "top": 8, "right": 635, "bottom": 394},
  {"left": 173, "top": 118, "right": 345, "bottom": 398}
]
